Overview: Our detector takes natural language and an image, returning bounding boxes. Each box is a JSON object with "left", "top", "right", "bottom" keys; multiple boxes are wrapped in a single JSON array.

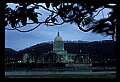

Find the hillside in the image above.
[
  {"left": 5, "top": 40, "right": 116, "bottom": 63},
  {"left": 5, "top": 48, "right": 18, "bottom": 58}
]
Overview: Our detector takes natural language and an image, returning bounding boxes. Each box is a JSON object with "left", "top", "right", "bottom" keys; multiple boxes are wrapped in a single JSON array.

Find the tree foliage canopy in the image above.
[{"left": 5, "top": 1, "right": 116, "bottom": 40}]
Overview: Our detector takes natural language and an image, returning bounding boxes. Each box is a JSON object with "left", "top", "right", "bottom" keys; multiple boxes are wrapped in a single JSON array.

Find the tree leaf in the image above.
[
  {"left": 46, "top": 3, "right": 50, "bottom": 8},
  {"left": 52, "top": 3, "right": 60, "bottom": 7},
  {"left": 21, "top": 17, "right": 27, "bottom": 26}
]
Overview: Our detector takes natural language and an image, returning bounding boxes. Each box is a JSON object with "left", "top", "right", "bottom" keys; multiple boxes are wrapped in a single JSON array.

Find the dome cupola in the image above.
[
  {"left": 53, "top": 30, "right": 64, "bottom": 51},
  {"left": 54, "top": 31, "right": 63, "bottom": 42}
]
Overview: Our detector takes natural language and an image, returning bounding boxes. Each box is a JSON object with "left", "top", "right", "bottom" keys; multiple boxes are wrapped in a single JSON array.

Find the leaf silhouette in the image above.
[{"left": 46, "top": 3, "right": 50, "bottom": 8}]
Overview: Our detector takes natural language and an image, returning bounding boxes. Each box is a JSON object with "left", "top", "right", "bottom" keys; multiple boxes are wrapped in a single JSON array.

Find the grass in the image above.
[{"left": 5, "top": 74, "right": 116, "bottom": 79}]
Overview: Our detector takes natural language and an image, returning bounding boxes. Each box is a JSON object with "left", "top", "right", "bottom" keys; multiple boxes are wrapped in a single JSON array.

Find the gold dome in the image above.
[{"left": 54, "top": 31, "right": 63, "bottom": 42}]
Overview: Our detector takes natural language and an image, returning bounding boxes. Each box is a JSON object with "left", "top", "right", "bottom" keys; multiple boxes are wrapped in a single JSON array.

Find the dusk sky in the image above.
[{"left": 5, "top": 3, "right": 113, "bottom": 51}]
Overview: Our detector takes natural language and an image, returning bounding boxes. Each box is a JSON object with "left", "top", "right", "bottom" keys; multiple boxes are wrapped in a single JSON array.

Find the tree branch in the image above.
[
  {"left": 33, "top": 3, "right": 57, "bottom": 13},
  {"left": 14, "top": 23, "right": 41, "bottom": 32},
  {"left": 77, "top": 24, "right": 94, "bottom": 32},
  {"left": 5, "top": 20, "right": 66, "bottom": 32},
  {"left": 44, "top": 21, "right": 65, "bottom": 26},
  {"left": 92, "top": 7, "right": 105, "bottom": 18},
  {"left": 5, "top": 22, "right": 37, "bottom": 30}
]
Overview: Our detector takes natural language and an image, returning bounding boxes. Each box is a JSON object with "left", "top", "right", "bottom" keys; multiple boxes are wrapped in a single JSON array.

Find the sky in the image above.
[{"left": 5, "top": 3, "right": 113, "bottom": 51}]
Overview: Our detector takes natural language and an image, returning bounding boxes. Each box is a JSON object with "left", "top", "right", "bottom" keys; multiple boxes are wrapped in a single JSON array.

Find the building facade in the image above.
[{"left": 52, "top": 31, "right": 74, "bottom": 63}]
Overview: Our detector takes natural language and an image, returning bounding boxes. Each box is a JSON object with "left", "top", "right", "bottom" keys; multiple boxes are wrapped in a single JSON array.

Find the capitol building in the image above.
[
  {"left": 22, "top": 31, "right": 90, "bottom": 65},
  {"left": 52, "top": 31, "right": 74, "bottom": 63}
]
